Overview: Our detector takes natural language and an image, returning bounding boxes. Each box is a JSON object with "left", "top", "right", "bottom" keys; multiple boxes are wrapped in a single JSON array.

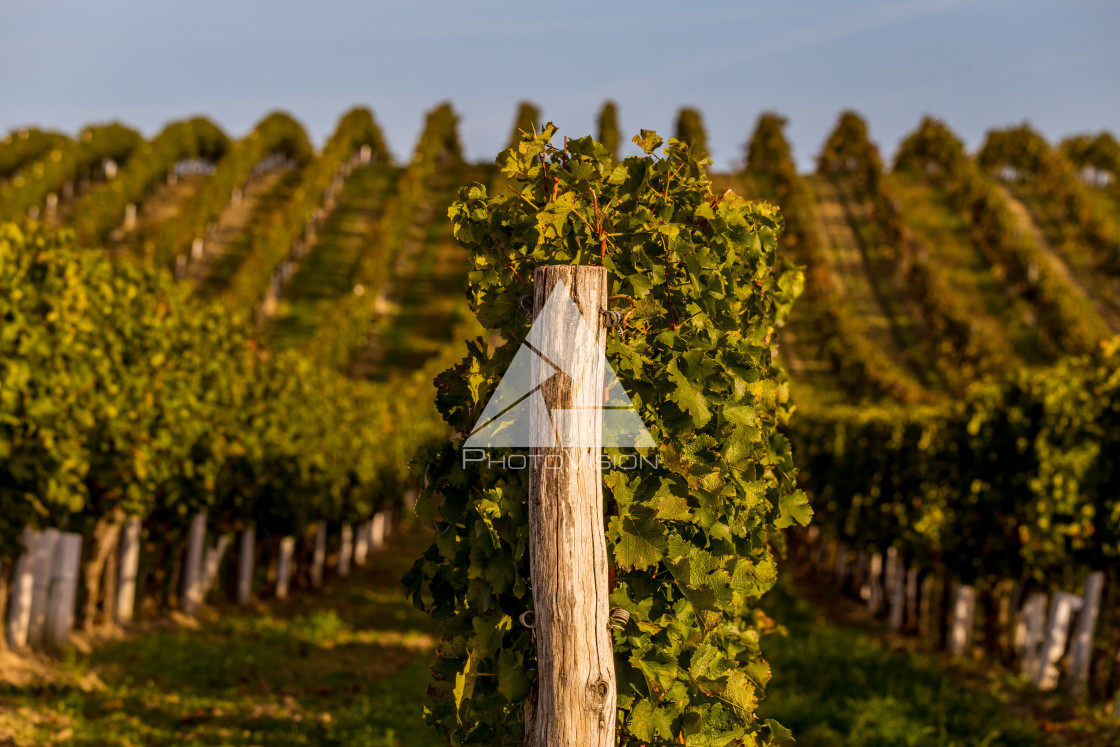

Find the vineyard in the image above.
[{"left": 1, "top": 101, "right": 1119, "bottom": 746}]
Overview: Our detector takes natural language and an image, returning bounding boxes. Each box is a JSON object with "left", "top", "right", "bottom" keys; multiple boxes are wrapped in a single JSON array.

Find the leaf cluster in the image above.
[
  {"left": 0, "top": 222, "right": 446, "bottom": 558},
  {"left": 979, "top": 124, "right": 1120, "bottom": 275},
  {"left": 0, "top": 127, "right": 71, "bottom": 181},
  {"left": 0, "top": 123, "right": 143, "bottom": 222},
  {"left": 894, "top": 117, "right": 1111, "bottom": 355},
  {"left": 743, "top": 113, "right": 927, "bottom": 404},
  {"left": 303, "top": 102, "right": 464, "bottom": 372},
  {"left": 405, "top": 124, "right": 808, "bottom": 745},
  {"left": 70, "top": 117, "right": 231, "bottom": 246},
  {"left": 143, "top": 111, "right": 314, "bottom": 270},
  {"left": 791, "top": 338, "right": 1120, "bottom": 585}
]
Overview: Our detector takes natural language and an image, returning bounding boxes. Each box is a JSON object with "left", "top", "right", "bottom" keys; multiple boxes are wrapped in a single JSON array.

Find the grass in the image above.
[
  {"left": 3, "top": 534, "right": 1051, "bottom": 747},
  {"left": 803, "top": 174, "right": 934, "bottom": 389},
  {"left": 0, "top": 528, "right": 443, "bottom": 747},
  {"left": 1004, "top": 182, "right": 1120, "bottom": 325},
  {"left": 890, "top": 173, "right": 1047, "bottom": 365},
  {"left": 368, "top": 185, "right": 468, "bottom": 381},
  {"left": 758, "top": 574, "right": 1044, "bottom": 747},
  {"left": 267, "top": 164, "right": 400, "bottom": 350},
  {"left": 4, "top": 524, "right": 1101, "bottom": 747},
  {"left": 196, "top": 168, "right": 304, "bottom": 300}
]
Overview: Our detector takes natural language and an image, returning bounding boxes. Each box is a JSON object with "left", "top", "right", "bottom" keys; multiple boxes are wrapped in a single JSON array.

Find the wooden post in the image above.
[
  {"left": 28, "top": 529, "right": 60, "bottom": 648},
  {"left": 371, "top": 512, "right": 386, "bottom": 551},
  {"left": 353, "top": 521, "right": 370, "bottom": 566},
  {"left": 525, "top": 265, "right": 616, "bottom": 747},
  {"left": 237, "top": 527, "right": 255, "bottom": 606},
  {"left": 1068, "top": 571, "right": 1104, "bottom": 699},
  {"left": 996, "top": 579, "right": 1018, "bottom": 663},
  {"left": 276, "top": 537, "right": 296, "bottom": 600},
  {"left": 116, "top": 517, "right": 142, "bottom": 623},
  {"left": 201, "top": 533, "right": 231, "bottom": 599},
  {"left": 867, "top": 552, "right": 884, "bottom": 615},
  {"left": 1017, "top": 592, "right": 1047, "bottom": 677},
  {"left": 124, "top": 202, "right": 137, "bottom": 230},
  {"left": 948, "top": 583, "right": 977, "bottom": 657},
  {"left": 311, "top": 522, "right": 327, "bottom": 589},
  {"left": 6, "top": 529, "right": 37, "bottom": 648},
  {"left": 887, "top": 552, "right": 905, "bottom": 632},
  {"left": 338, "top": 523, "right": 353, "bottom": 577},
  {"left": 45, "top": 533, "right": 82, "bottom": 649},
  {"left": 856, "top": 551, "right": 870, "bottom": 602},
  {"left": 181, "top": 511, "right": 207, "bottom": 616},
  {"left": 919, "top": 573, "right": 936, "bottom": 644},
  {"left": 904, "top": 567, "right": 919, "bottom": 633},
  {"left": 1034, "top": 591, "right": 1082, "bottom": 690}
]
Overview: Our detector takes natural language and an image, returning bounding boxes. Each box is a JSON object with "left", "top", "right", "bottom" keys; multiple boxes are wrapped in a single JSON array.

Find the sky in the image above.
[{"left": 1, "top": 0, "right": 1117, "bottom": 171}]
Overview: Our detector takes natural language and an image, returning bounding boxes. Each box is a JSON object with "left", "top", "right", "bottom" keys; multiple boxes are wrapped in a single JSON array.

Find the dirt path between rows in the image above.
[
  {"left": 184, "top": 166, "right": 294, "bottom": 291},
  {"left": 810, "top": 177, "right": 924, "bottom": 379}
]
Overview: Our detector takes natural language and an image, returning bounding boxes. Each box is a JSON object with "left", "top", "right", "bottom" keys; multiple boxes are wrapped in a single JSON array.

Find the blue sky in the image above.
[{"left": 1, "top": 0, "right": 1117, "bottom": 170}]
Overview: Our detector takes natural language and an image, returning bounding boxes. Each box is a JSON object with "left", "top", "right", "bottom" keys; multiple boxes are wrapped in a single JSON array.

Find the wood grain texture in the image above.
[{"left": 527, "top": 265, "right": 616, "bottom": 747}]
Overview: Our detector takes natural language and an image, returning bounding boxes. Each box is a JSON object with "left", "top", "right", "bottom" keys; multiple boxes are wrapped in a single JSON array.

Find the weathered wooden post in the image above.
[
  {"left": 28, "top": 528, "right": 60, "bottom": 648},
  {"left": 276, "top": 536, "right": 296, "bottom": 600},
  {"left": 310, "top": 522, "right": 327, "bottom": 589},
  {"left": 6, "top": 529, "right": 37, "bottom": 648},
  {"left": 887, "top": 549, "right": 905, "bottom": 632},
  {"left": 1035, "top": 591, "right": 1082, "bottom": 690},
  {"left": 904, "top": 567, "right": 919, "bottom": 632},
  {"left": 856, "top": 550, "right": 870, "bottom": 602},
  {"left": 45, "top": 533, "right": 82, "bottom": 649},
  {"left": 948, "top": 583, "right": 977, "bottom": 657},
  {"left": 370, "top": 512, "right": 386, "bottom": 551},
  {"left": 1068, "top": 571, "right": 1104, "bottom": 699},
  {"left": 867, "top": 552, "right": 884, "bottom": 615},
  {"left": 919, "top": 573, "right": 937, "bottom": 643},
  {"left": 181, "top": 511, "right": 207, "bottom": 616},
  {"left": 338, "top": 523, "right": 353, "bottom": 577},
  {"left": 201, "top": 533, "right": 231, "bottom": 599},
  {"left": 116, "top": 517, "right": 142, "bottom": 623},
  {"left": 237, "top": 527, "right": 255, "bottom": 606},
  {"left": 384, "top": 508, "right": 394, "bottom": 539},
  {"left": 525, "top": 265, "right": 616, "bottom": 747},
  {"left": 353, "top": 520, "right": 370, "bottom": 566},
  {"left": 1017, "top": 591, "right": 1047, "bottom": 677}
]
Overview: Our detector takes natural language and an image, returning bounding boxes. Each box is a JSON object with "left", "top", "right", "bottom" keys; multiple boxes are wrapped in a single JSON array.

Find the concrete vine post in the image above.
[{"left": 525, "top": 264, "right": 616, "bottom": 747}]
